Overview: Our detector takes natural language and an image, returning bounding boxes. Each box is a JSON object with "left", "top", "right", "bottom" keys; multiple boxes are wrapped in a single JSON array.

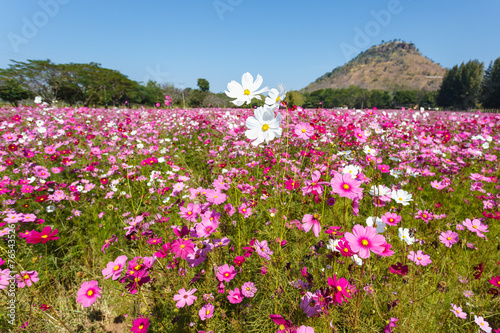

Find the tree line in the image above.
[{"left": 1, "top": 58, "right": 499, "bottom": 110}]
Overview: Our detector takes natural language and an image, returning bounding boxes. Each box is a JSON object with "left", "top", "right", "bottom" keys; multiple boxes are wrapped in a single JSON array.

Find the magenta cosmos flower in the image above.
[
  {"left": 26, "top": 226, "right": 59, "bottom": 244},
  {"left": 173, "top": 288, "right": 197, "bottom": 308},
  {"left": 227, "top": 288, "right": 244, "bottom": 304},
  {"left": 344, "top": 225, "right": 386, "bottom": 258},
  {"left": 330, "top": 172, "right": 363, "bottom": 200},
  {"left": 439, "top": 230, "right": 459, "bottom": 248},
  {"left": 77, "top": 280, "right": 101, "bottom": 307},
  {"left": 381, "top": 212, "right": 401, "bottom": 226},
  {"left": 294, "top": 122, "right": 314, "bottom": 140},
  {"left": 407, "top": 250, "right": 432, "bottom": 266},
  {"left": 131, "top": 317, "right": 150, "bottom": 333},
  {"left": 216, "top": 264, "right": 237, "bottom": 282}
]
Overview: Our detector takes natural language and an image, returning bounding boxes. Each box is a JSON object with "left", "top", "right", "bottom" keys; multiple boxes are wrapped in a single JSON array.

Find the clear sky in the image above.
[{"left": 1, "top": 0, "right": 499, "bottom": 93}]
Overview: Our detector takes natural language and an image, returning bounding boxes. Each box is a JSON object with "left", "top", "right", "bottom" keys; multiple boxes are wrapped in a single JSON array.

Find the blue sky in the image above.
[{"left": 1, "top": 0, "right": 499, "bottom": 93}]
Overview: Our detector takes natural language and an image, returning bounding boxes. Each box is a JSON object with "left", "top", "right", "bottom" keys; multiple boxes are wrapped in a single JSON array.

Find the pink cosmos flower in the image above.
[
  {"left": 297, "top": 326, "right": 315, "bottom": 333},
  {"left": 26, "top": 226, "right": 59, "bottom": 244},
  {"left": 353, "top": 128, "right": 367, "bottom": 142},
  {"left": 450, "top": 303, "right": 467, "bottom": 319},
  {"left": 439, "top": 230, "right": 458, "bottom": 248},
  {"left": 216, "top": 264, "right": 237, "bottom": 282},
  {"left": 170, "top": 238, "right": 195, "bottom": 259},
  {"left": 77, "top": 280, "right": 101, "bottom": 307},
  {"left": 241, "top": 281, "right": 257, "bottom": 297},
  {"left": 178, "top": 203, "right": 201, "bottom": 222},
  {"left": 344, "top": 225, "right": 386, "bottom": 258},
  {"left": 330, "top": 172, "right": 363, "bottom": 201},
  {"left": 15, "top": 271, "right": 39, "bottom": 288},
  {"left": 173, "top": 288, "right": 197, "bottom": 308},
  {"left": 205, "top": 189, "right": 227, "bottom": 205},
  {"left": 384, "top": 318, "right": 398, "bottom": 333},
  {"left": 462, "top": 218, "right": 489, "bottom": 238},
  {"left": 102, "top": 255, "right": 128, "bottom": 280},
  {"left": 131, "top": 317, "right": 150, "bottom": 333},
  {"left": 377, "top": 164, "right": 390, "bottom": 173},
  {"left": 474, "top": 315, "right": 491, "bottom": 333},
  {"left": 381, "top": 212, "right": 401, "bottom": 226},
  {"left": 302, "top": 213, "right": 321, "bottom": 237},
  {"left": 407, "top": 250, "right": 432, "bottom": 266},
  {"left": 238, "top": 203, "right": 252, "bottom": 218},
  {"left": 199, "top": 303, "right": 214, "bottom": 321},
  {"left": 195, "top": 220, "right": 219, "bottom": 238},
  {"left": 302, "top": 171, "right": 325, "bottom": 196},
  {"left": 270, "top": 314, "right": 294, "bottom": 333},
  {"left": 294, "top": 122, "right": 314, "bottom": 140},
  {"left": 227, "top": 288, "right": 243, "bottom": 304}
]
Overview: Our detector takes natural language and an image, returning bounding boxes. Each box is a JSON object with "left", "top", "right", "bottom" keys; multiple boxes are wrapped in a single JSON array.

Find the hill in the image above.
[{"left": 303, "top": 41, "right": 446, "bottom": 92}]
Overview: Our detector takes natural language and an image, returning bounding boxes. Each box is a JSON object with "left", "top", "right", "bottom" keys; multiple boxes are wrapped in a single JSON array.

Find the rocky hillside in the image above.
[{"left": 303, "top": 41, "right": 445, "bottom": 92}]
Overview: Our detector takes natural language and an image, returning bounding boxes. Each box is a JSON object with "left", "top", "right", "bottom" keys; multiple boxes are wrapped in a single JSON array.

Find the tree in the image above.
[
  {"left": 437, "top": 60, "right": 484, "bottom": 110},
  {"left": 197, "top": 78, "right": 210, "bottom": 92},
  {"left": 0, "top": 77, "right": 31, "bottom": 106},
  {"left": 480, "top": 58, "right": 500, "bottom": 108}
]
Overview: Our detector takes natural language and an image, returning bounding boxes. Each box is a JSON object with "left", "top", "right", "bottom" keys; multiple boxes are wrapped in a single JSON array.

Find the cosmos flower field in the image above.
[{"left": 0, "top": 103, "right": 499, "bottom": 333}]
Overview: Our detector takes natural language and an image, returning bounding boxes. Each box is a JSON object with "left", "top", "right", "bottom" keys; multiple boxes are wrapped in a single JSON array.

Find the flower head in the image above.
[
  {"left": 173, "top": 288, "right": 197, "bottom": 308},
  {"left": 77, "top": 280, "right": 101, "bottom": 308},
  {"left": 244, "top": 106, "right": 282, "bottom": 146},
  {"left": 344, "top": 225, "right": 386, "bottom": 258},
  {"left": 225, "top": 72, "right": 268, "bottom": 106}
]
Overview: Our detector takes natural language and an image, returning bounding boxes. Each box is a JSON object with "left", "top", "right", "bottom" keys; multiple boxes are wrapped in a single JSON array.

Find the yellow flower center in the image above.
[
  {"left": 244, "top": 89, "right": 251, "bottom": 95},
  {"left": 246, "top": 287, "right": 250, "bottom": 291},
  {"left": 279, "top": 324, "right": 285, "bottom": 330},
  {"left": 313, "top": 213, "right": 320, "bottom": 219},
  {"left": 417, "top": 257, "right": 422, "bottom": 260},
  {"left": 41, "top": 235, "right": 48, "bottom": 239},
  {"left": 423, "top": 214, "right": 427, "bottom": 218},
  {"left": 337, "top": 286, "right": 342, "bottom": 292},
  {"left": 180, "top": 244, "right": 185, "bottom": 249},
  {"left": 361, "top": 239, "right": 369, "bottom": 246},
  {"left": 343, "top": 184, "right": 350, "bottom": 190},
  {"left": 344, "top": 248, "right": 348, "bottom": 252},
  {"left": 276, "top": 96, "right": 281, "bottom": 102},
  {"left": 302, "top": 128, "right": 306, "bottom": 133},
  {"left": 262, "top": 124, "right": 270, "bottom": 132},
  {"left": 389, "top": 218, "right": 394, "bottom": 222},
  {"left": 23, "top": 274, "right": 29, "bottom": 280},
  {"left": 87, "top": 290, "right": 94, "bottom": 296},
  {"left": 113, "top": 265, "right": 120, "bottom": 271},
  {"left": 473, "top": 225, "right": 477, "bottom": 229},
  {"left": 188, "top": 212, "right": 192, "bottom": 215},
  {"left": 214, "top": 195, "right": 217, "bottom": 198},
  {"left": 139, "top": 324, "right": 144, "bottom": 329},
  {"left": 447, "top": 237, "right": 451, "bottom": 240},
  {"left": 206, "top": 310, "right": 210, "bottom": 314}
]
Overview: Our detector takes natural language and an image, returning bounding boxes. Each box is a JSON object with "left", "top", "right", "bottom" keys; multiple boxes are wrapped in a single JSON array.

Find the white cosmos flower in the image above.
[
  {"left": 351, "top": 254, "right": 363, "bottom": 266},
  {"left": 245, "top": 105, "right": 282, "bottom": 146},
  {"left": 366, "top": 216, "right": 386, "bottom": 234},
  {"left": 225, "top": 72, "right": 268, "bottom": 106},
  {"left": 363, "top": 145, "right": 377, "bottom": 156},
  {"left": 391, "top": 189, "right": 413, "bottom": 206},
  {"left": 342, "top": 165, "right": 361, "bottom": 177},
  {"left": 265, "top": 83, "right": 286, "bottom": 108},
  {"left": 398, "top": 227, "right": 415, "bottom": 245},
  {"left": 369, "top": 185, "right": 391, "bottom": 197},
  {"left": 34, "top": 96, "right": 42, "bottom": 104}
]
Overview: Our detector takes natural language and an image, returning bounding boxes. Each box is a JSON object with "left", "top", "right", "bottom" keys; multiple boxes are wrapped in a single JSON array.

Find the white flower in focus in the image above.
[
  {"left": 391, "top": 189, "right": 413, "bottom": 206},
  {"left": 244, "top": 106, "right": 282, "bottom": 146},
  {"left": 265, "top": 84, "right": 286, "bottom": 108},
  {"left": 34, "top": 96, "right": 42, "bottom": 104},
  {"left": 398, "top": 227, "right": 415, "bottom": 245},
  {"left": 225, "top": 72, "right": 269, "bottom": 106}
]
